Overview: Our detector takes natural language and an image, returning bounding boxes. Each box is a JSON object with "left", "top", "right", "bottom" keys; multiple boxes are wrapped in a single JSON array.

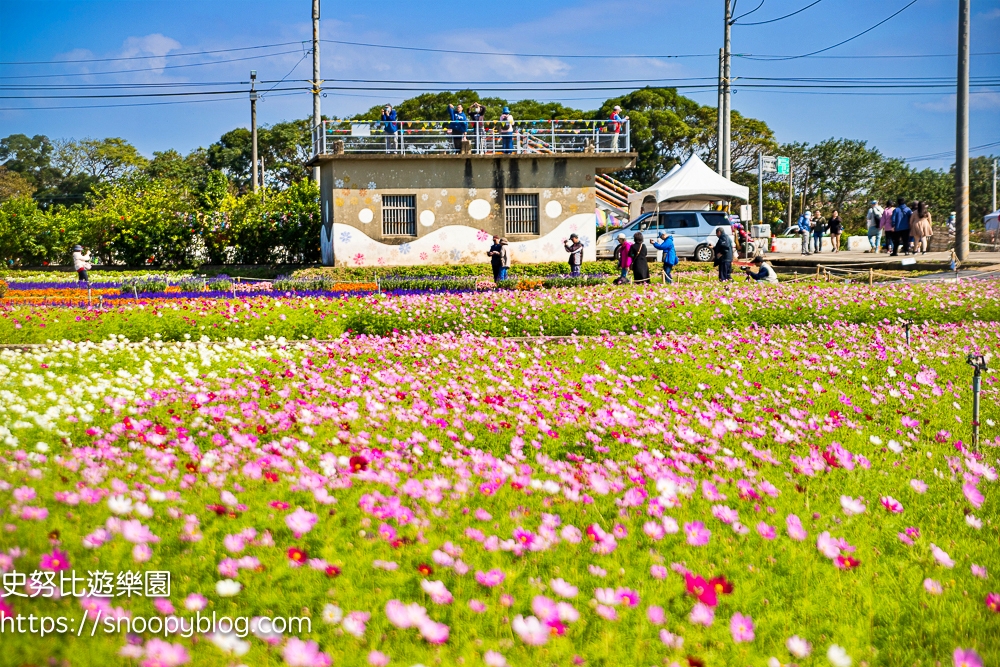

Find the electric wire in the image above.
[
  {"left": 734, "top": 0, "right": 825, "bottom": 26},
  {"left": 0, "top": 41, "right": 303, "bottom": 65}
]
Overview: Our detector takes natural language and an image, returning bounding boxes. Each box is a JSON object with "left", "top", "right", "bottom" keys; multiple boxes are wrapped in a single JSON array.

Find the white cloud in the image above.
[{"left": 916, "top": 92, "right": 1000, "bottom": 113}]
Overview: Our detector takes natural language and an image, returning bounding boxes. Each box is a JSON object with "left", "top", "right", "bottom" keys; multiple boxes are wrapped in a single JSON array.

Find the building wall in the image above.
[{"left": 318, "top": 154, "right": 633, "bottom": 267}]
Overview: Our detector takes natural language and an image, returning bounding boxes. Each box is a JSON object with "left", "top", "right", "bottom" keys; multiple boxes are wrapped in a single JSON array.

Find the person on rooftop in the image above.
[
  {"left": 447, "top": 103, "right": 469, "bottom": 153},
  {"left": 498, "top": 106, "right": 515, "bottom": 154},
  {"left": 608, "top": 105, "right": 629, "bottom": 152},
  {"left": 380, "top": 104, "right": 400, "bottom": 153}
]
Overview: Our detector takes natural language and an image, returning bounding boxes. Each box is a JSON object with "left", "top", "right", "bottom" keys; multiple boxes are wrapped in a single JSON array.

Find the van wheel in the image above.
[{"left": 694, "top": 245, "right": 714, "bottom": 262}]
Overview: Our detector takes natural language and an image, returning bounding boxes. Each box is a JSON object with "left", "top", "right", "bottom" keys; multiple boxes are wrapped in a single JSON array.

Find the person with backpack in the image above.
[
  {"left": 713, "top": 228, "right": 734, "bottom": 281},
  {"left": 865, "top": 200, "right": 884, "bottom": 252},
  {"left": 447, "top": 103, "right": 468, "bottom": 152},
  {"left": 651, "top": 231, "right": 679, "bottom": 284},
  {"left": 608, "top": 105, "right": 629, "bottom": 152},
  {"left": 498, "top": 106, "right": 515, "bottom": 154},
  {"left": 563, "top": 234, "right": 584, "bottom": 277}
]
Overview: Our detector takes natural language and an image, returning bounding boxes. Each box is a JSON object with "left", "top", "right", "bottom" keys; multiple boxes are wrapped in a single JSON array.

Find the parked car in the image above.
[{"left": 595, "top": 210, "right": 734, "bottom": 262}]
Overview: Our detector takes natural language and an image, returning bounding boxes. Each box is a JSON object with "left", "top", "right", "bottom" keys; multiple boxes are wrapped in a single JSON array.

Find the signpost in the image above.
[{"left": 758, "top": 155, "right": 788, "bottom": 224}]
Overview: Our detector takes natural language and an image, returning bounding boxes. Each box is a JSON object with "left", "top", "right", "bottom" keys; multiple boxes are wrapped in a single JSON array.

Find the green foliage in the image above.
[{"left": 118, "top": 276, "right": 169, "bottom": 294}]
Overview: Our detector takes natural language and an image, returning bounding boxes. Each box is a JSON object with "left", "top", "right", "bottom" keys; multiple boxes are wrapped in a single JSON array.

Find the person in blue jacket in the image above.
[
  {"left": 447, "top": 103, "right": 468, "bottom": 152},
  {"left": 380, "top": 104, "right": 399, "bottom": 153},
  {"left": 890, "top": 196, "right": 912, "bottom": 256},
  {"left": 651, "top": 231, "right": 679, "bottom": 283}
]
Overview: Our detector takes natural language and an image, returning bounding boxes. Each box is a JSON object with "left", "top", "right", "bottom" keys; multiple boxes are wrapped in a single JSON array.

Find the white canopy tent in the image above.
[
  {"left": 986, "top": 209, "right": 999, "bottom": 233},
  {"left": 627, "top": 153, "right": 750, "bottom": 220}
]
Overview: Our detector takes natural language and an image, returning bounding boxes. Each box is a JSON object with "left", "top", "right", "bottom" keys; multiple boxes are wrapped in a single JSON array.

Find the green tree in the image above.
[
  {"left": 0, "top": 166, "right": 35, "bottom": 202},
  {"left": 0, "top": 134, "right": 62, "bottom": 192}
]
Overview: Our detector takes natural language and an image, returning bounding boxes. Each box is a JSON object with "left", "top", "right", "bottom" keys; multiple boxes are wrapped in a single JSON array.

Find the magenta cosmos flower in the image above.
[
  {"left": 953, "top": 648, "right": 982, "bottom": 667},
  {"left": 880, "top": 496, "right": 904, "bottom": 513},
  {"left": 475, "top": 569, "right": 505, "bottom": 587},
  {"left": 39, "top": 550, "right": 70, "bottom": 571},
  {"left": 684, "top": 521, "right": 711, "bottom": 546}
]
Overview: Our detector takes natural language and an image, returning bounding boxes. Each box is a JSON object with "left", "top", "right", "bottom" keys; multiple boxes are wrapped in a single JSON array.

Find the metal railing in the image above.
[{"left": 312, "top": 119, "right": 630, "bottom": 156}]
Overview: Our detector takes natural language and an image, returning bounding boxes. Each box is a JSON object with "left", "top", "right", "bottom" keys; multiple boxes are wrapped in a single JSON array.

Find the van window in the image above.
[
  {"left": 630, "top": 213, "right": 656, "bottom": 231},
  {"left": 701, "top": 212, "right": 731, "bottom": 227},
  {"left": 661, "top": 212, "right": 698, "bottom": 229}
]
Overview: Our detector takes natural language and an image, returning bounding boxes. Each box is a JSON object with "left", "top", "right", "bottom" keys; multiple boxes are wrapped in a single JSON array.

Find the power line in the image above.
[
  {"left": 320, "top": 39, "right": 713, "bottom": 60},
  {"left": 903, "top": 141, "right": 1000, "bottom": 162},
  {"left": 743, "top": 0, "right": 921, "bottom": 61},
  {"left": 0, "top": 49, "right": 304, "bottom": 80},
  {"left": 0, "top": 87, "right": 307, "bottom": 100},
  {"left": 735, "top": 0, "right": 825, "bottom": 26},
  {"left": 0, "top": 42, "right": 303, "bottom": 65},
  {"left": 731, "top": 0, "right": 767, "bottom": 23},
  {"left": 0, "top": 90, "right": 305, "bottom": 112}
]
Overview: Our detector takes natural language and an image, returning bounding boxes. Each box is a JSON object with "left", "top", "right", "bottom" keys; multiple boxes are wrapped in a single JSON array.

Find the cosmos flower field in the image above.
[{"left": 0, "top": 283, "right": 997, "bottom": 667}]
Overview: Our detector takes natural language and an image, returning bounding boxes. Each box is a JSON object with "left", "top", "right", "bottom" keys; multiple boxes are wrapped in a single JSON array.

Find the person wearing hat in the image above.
[
  {"left": 72, "top": 244, "right": 92, "bottom": 282},
  {"left": 628, "top": 231, "right": 650, "bottom": 284},
  {"left": 651, "top": 231, "right": 678, "bottom": 284},
  {"left": 613, "top": 233, "right": 632, "bottom": 284},
  {"left": 468, "top": 102, "right": 485, "bottom": 153},
  {"left": 563, "top": 233, "right": 584, "bottom": 277},
  {"left": 498, "top": 106, "right": 515, "bottom": 154},
  {"left": 741, "top": 255, "right": 779, "bottom": 284},
  {"left": 865, "top": 199, "right": 884, "bottom": 253},
  {"left": 608, "top": 105, "right": 629, "bottom": 152}
]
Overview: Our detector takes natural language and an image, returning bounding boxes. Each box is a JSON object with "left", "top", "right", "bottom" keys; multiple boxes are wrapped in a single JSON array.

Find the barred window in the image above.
[
  {"left": 382, "top": 195, "right": 417, "bottom": 236},
  {"left": 504, "top": 193, "right": 539, "bottom": 235}
]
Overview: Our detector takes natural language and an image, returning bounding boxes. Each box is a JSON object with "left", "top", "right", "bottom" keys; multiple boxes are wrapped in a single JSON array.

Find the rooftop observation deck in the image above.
[{"left": 311, "top": 119, "right": 631, "bottom": 158}]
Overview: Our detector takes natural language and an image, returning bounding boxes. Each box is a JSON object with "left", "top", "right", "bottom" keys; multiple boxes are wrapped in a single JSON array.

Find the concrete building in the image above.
[{"left": 309, "top": 119, "right": 635, "bottom": 267}]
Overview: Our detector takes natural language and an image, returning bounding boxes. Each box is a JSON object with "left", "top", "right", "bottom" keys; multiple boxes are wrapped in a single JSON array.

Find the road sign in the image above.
[
  {"left": 776, "top": 156, "right": 790, "bottom": 175},
  {"left": 762, "top": 156, "right": 777, "bottom": 173}
]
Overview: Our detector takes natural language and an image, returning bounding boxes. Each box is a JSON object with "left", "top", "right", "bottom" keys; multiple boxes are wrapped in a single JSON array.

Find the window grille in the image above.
[
  {"left": 504, "top": 194, "right": 539, "bottom": 235},
  {"left": 382, "top": 195, "right": 417, "bottom": 236}
]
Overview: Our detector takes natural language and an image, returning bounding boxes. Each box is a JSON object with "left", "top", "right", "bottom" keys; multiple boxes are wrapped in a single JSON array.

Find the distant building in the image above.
[{"left": 309, "top": 119, "right": 635, "bottom": 267}]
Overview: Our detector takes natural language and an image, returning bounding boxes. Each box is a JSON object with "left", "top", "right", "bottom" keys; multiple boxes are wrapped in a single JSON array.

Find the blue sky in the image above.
[{"left": 1, "top": 0, "right": 998, "bottom": 172}]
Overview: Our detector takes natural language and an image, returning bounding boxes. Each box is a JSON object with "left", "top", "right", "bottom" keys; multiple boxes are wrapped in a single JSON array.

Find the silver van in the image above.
[{"left": 595, "top": 211, "right": 733, "bottom": 262}]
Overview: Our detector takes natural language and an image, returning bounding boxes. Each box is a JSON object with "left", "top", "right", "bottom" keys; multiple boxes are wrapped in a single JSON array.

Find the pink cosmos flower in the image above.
[
  {"left": 342, "top": 611, "right": 370, "bottom": 638},
  {"left": 650, "top": 565, "right": 668, "bottom": 580},
  {"left": 512, "top": 615, "right": 548, "bottom": 645},
  {"left": 475, "top": 569, "right": 505, "bottom": 587},
  {"left": 0, "top": 601, "right": 12, "bottom": 619},
  {"left": 285, "top": 507, "right": 318, "bottom": 539},
  {"left": 910, "top": 479, "right": 927, "bottom": 494},
  {"left": 184, "top": 593, "right": 207, "bottom": 612},
  {"left": 468, "top": 599, "right": 487, "bottom": 613},
  {"left": 153, "top": 598, "right": 175, "bottom": 615},
  {"left": 385, "top": 600, "right": 429, "bottom": 629},
  {"left": 880, "top": 496, "right": 904, "bottom": 514},
  {"left": 924, "top": 579, "right": 943, "bottom": 595},
  {"left": 787, "top": 635, "right": 812, "bottom": 658},
  {"left": 659, "top": 629, "right": 684, "bottom": 649},
  {"left": 643, "top": 521, "right": 665, "bottom": 540},
  {"left": 561, "top": 525, "right": 583, "bottom": 543},
  {"left": 984, "top": 592, "right": 1000, "bottom": 613},
  {"left": 484, "top": 651, "right": 507, "bottom": 667},
  {"left": 588, "top": 564, "right": 607, "bottom": 577},
  {"left": 756, "top": 522, "right": 776, "bottom": 539},
  {"left": 689, "top": 602, "right": 715, "bottom": 626},
  {"left": 132, "top": 544, "right": 152, "bottom": 563},
  {"left": 595, "top": 604, "right": 618, "bottom": 621},
  {"left": 500, "top": 594, "right": 515, "bottom": 607},
  {"left": 840, "top": 495, "right": 866, "bottom": 516},
  {"left": 898, "top": 532, "right": 914, "bottom": 546},
  {"left": 420, "top": 579, "right": 453, "bottom": 605},
  {"left": 39, "top": 549, "right": 70, "bottom": 571},
  {"left": 816, "top": 532, "right": 840, "bottom": 559},
  {"left": 962, "top": 483, "right": 984, "bottom": 509},
  {"left": 971, "top": 565, "right": 987, "bottom": 579},
  {"left": 549, "top": 578, "right": 578, "bottom": 599},
  {"left": 368, "top": 651, "right": 389, "bottom": 667},
  {"left": 901, "top": 415, "right": 920, "bottom": 428},
  {"left": 953, "top": 648, "right": 982, "bottom": 667},
  {"left": 730, "top": 612, "right": 755, "bottom": 643},
  {"left": 282, "top": 638, "right": 331, "bottom": 667},
  {"left": 142, "top": 639, "right": 190, "bottom": 667},
  {"left": 684, "top": 521, "right": 710, "bottom": 546},
  {"left": 930, "top": 543, "right": 955, "bottom": 568},
  {"left": 418, "top": 619, "right": 450, "bottom": 644},
  {"left": 786, "top": 514, "right": 807, "bottom": 541},
  {"left": 646, "top": 605, "right": 665, "bottom": 625}
]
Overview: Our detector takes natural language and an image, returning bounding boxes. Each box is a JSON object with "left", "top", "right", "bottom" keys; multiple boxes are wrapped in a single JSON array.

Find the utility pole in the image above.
[
  {"left": 992, "top": 158, "right": 997, "bottom": 212},
  {"left": 955, "top": 0, "right": 970, "bottom": 261},
  {"left": 250, "top": 70, "right": 258, "bottom": 194},
  {"left": 758, "top": 152, "right": 764, "bottom": 225},
  {"left": 717, "top": 48, "right": 724, "bottom": 175},
  {"left": 311, "top": 0, "right": 322, "bottom": 183},
  {"left": 722, "top": 0, "right": 732, "bottom": 180},
  {"left": 787, "top": 161, "right": 793, "bottom": 228}
]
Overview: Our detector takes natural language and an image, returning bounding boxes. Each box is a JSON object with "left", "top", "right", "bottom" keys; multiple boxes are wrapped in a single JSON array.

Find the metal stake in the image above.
[{"left": 966, "top": 354, "right": 987, "bottom": 451}]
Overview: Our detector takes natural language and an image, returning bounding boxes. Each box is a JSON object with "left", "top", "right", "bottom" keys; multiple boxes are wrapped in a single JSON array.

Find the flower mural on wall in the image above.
[
  {"left": 449, "top": 249, "right": 462, "bottom": 262},
  {"left": 352, "top": 253, "right": 365, "bottom": 265},
  {"left": 468, "top": 188, "right": 478, "bottom": 197},
  {"left": 340, "top": 231, "right": 352, "bottom": 244},
  {"left": 399, "top": 243, "right": 412, "bottom": 255},
  {"left": 542, "top": 190, "right": 552, "bottom": 199}
]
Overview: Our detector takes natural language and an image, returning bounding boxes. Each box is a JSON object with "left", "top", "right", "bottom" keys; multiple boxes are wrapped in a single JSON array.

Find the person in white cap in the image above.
[
  {"left": 608, "top": 105, "right": 629, "bottom": 152},
  {"left": 865, "top": 199, "right": 883, "bottom": 253}
]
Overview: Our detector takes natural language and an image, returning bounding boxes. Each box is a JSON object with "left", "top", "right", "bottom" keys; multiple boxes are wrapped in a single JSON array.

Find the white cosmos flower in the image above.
[
  {"left": 215, "top": 579, "right": 241, "bottom": 597},
  {"left": 827, "top": 644, "right": 852, "bottom": 667},
  {"left": 107, "top": 495, "right": 133, "bottom": 515},
  {"left": 322, "top": 604, "right": 343, "bottom": 624},
  {"left": 787, "top": 635, "right": 812, "bottom": 657}
]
